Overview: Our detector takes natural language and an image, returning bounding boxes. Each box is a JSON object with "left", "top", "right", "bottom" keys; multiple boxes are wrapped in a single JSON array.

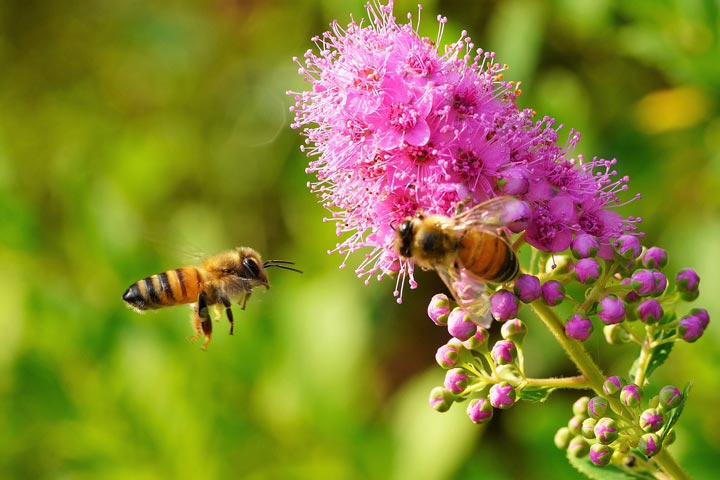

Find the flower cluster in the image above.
[
  {"left": 555, "top": 238, "right": 709, "bottom": 347},
  {"left": 289, "top": 0, "right": 640, "bottom": 296},
  {"left": 290, "top": 2, "right": 710, "bottom": 478},
  {"left": 555, "top": 380, "right": 686, "bottom": 474},
  {"left": 428, "top": 299, "right": 532, "bottom": 422}
]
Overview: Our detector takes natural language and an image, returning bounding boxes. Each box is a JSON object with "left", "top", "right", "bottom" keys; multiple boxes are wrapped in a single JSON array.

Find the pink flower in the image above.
[{"left": 288, "top": 1, "right": 640, "bottom": 299}]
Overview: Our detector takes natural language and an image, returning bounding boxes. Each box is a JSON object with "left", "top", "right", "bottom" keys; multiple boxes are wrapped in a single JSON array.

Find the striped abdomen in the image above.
[
  {"left": 458, "top": 229, "right": 518, "bottom": 283},
  {"left": 122, "top": 267, "right": 204, "bottom": 311}
]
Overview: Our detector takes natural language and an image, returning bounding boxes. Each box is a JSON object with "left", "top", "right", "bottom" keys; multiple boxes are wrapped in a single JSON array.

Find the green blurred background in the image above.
[{"left": 1, "top": 0, "right": 718, "bottom": 478}]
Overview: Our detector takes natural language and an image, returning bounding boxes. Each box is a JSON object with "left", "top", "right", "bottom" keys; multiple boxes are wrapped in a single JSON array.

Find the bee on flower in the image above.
[{"left": 289, "top": 0, "right": 640, "bottom": 306}]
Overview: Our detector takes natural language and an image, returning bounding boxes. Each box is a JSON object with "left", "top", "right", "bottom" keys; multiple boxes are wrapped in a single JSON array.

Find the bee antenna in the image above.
[
  {"left": 264, "top": 259, "right": 296, "bottom": 265},
  {"left": 263, "top": 260, "right": 303, "bottom": 274}
]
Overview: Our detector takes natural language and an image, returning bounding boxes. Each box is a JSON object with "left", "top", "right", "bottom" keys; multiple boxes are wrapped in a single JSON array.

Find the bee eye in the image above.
[{"left": 243, "top": 257, "right": 261, "bottom": 278}]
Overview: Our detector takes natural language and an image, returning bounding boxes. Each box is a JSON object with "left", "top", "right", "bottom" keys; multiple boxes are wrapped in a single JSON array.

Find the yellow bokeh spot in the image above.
[{"left": 633, "top": 86, "right": 710, "bottom": 134}]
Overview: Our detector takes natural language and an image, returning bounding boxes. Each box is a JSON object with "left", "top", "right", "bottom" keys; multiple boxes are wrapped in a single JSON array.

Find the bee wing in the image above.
[
  {"left": 453, "top": 196, "right": 527, "bottom": 230},
  {"left": 435, "top": 265, "right": 493, "bottom": 328}
]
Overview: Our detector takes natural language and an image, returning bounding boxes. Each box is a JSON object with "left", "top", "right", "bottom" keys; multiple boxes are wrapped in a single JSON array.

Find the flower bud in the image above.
[
  {"left": 581, "top": 418, "right": 597, "bottom": 439},
  {"left": 540, "top": 280, "right": 565, "bottom": 306},
  {"left": 488, "top": 382, "right": 516, "bottom": 409},
  {"left": 572, "top": 396, "right": 591, "bottom": 417},
  {"left": 587, "top": 396, "right": 608, "bottom": 419},
  {"left": 616, "top": 234, "right": 642, "bottom": 259},
  {"left": 500, "top": 318, "right": 526, "bottom": 342},
  {"left": 575, "top": 258, "right": 601, "bottom": 284},
  {"left": 498, "top": 166, "right": 529, "bottom": 196},
  {"left": 466, "top": 397, "right": 493, "bottom": 424},
  {"left": 429, "top": 386, "right": 454, "bottom": 412},
  {"left": 566, "top": 313, "right": 593, "bottom": 341},
  {"left": 447, "top": 308, "right": 476, "bottom": 341},
  {"left": 513, "top": 274, "right": 541, "bottom": 303},
  {"left": 435, "top": 339, "right": 462, "bottom": 369},
  {"left": 603, "top": 376, "right": 626, "bottom": 396},
  {"left": 690, "top": 307, "right": 710, "bottom": 329},
  {"left": 598, "top": 295, "right": 626, "bottom": 325},
  {"left": 554, "top": 427, "right": 572, "bottom": 450},
  {"left": 642, "top": 247, "right": 668, "bottom": 269},
  {"left": 444, "top": 368, "right": 469, "bottom": 394},
  {"left": 635, "top": 299, "right": 663, "bottom": 324},
  {"left": 568, "top": 436, "right": 590, "bottom": 458},
  {"left": 571, "top": 234, "right": 599, "bottom": 259},
  {"left": 638, "top": 433, "right": 661, "bottom": 457},
  {"left": 427, "top": 293, "right": 451, "bottom": 325},
  {"left": 676, "top": 268, "right": 700, "bottom": 300},
  {"left": 620, "top": 384, "right": 642, "bottom": 407},
  {"left": 679, "top": 309, "right": 708, "bottom": 342},
  {"left": 491, "top": 340, "right": 517, "bottom": 366},
  {"left": 489, "top": 289, "right": 519, "bottom": 321},
  {"left": 630, "top": 269, "right": 655, "bottom": 296},
  {"left": 568, "top": 415, "right": 585, "bottom": 436},
  {"left": 462, "top": 327, "right": 490, "bottom": 352},
  {"left": 651, "top": 271, "right": 668, "bottom": 296},
  {"left": 589, "top": 443, "right": 614, "bottom": 466},
  {"left": 594, "top": 417, "right": 619, "bottom": 444},
  {"left": 658, "top": 385, "right": 683, "bottom": 410},
  {"left": 639, "top": 408, "right": 664, "bottom": 433}
]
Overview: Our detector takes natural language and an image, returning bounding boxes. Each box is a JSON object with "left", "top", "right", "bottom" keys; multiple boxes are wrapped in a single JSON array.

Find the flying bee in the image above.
[
  {"left": 394, "top": 196, "right": 526, "bottom": 327},
  {"left": 122, "top": 246, "right": 302, "bottom": 350}
]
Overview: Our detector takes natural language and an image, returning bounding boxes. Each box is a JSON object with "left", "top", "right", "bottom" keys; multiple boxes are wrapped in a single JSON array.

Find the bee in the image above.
[
  {"left": 122, "top": 246, "right": 301, "bottom": 349},
  {"left": 394, "top": 196, "right": 525, "bottom": 327}
]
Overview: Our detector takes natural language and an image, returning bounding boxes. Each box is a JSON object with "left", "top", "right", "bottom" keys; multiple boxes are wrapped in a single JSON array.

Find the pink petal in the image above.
[{"left": 404, "top": 120, "right": 431, "bottom": 146}]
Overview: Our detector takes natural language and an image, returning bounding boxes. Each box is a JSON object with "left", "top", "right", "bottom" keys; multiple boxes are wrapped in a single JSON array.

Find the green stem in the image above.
[
  {"left": 653, "top": 448, "right": 691, "bottom": 480},
  {"left": 524, "top": 375, "right": 590, "bottom": 389},
  {"left": 633, "top": 337, "right": 652, "bottom": 386},
  {"left": 529, "top": 301, "right": 607, "bottom": 395}
]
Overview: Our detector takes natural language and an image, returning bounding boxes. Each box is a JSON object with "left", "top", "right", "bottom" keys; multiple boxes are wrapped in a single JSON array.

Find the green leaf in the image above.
[
  {"left": 518, "top": 385, "right": 555, "bottom": 402},
  {"left": 643, "top": 341, "right": 674, "bottom": 380},
  {"left": 567, "top": 453, "right": 656, "bottom": 480},
  {"left": 658, "top": 312, "right": 676, "bottom": 326}
]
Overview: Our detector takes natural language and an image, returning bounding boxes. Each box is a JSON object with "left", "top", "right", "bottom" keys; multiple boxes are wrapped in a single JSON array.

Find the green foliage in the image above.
[
  {"left": 643, "top": 334, "right": 675, "bottom": 382},
  {"left": 0, "top": 0, "right": 717, "bottom": 479},
  {"left": 518, "top": 385, "right": 556, "bottom": 403},
  {"left": 568, "top": 453, "right": 657, "bottom": 480}
]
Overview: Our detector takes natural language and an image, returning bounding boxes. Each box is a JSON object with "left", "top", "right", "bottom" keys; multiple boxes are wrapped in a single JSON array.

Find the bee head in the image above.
[
  {"left": 222, "top": 247, "right": 269, "bottom": 289},
  {"left": 395, "top": 217, "right": 416, "bottom": 258}
]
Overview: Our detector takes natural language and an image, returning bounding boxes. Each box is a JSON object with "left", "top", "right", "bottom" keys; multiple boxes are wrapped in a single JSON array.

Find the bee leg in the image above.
[
  {"left": 239, "top": 290, "right": 252, "bottom": 310},
  {"left": 188, "top": 305, "right": 204, "bottom": 343},
  {"left": 511, "top": 231, "right": 526, "bottom": 252},
  {"left": 193, "top": 291, "right": 213, "bottom": 350},
  {"left": 455, "top": 196, "right": 473, "bottom": 215},
  {"left": 222, "top": 297, "right": 234, "bottom": 336},
  {"left": 200, "top": 319, "right": 212, "bottom": 350}
]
